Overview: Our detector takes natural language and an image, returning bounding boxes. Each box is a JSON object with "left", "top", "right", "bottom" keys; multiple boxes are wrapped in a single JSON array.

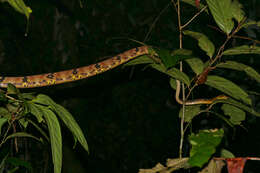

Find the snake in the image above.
[{"left": 0, "top": 45, "right": 227, "bottom": 105}]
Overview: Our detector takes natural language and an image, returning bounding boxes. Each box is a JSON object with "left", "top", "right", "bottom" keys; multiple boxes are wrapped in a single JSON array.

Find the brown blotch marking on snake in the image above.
[
  {"left": 46, "top": 73, "right": 54, "bottom": 79},
  {"left": 22, "top": 76, "right": 28, "bottom": 83},
  {"left": 95, "top": 63, "right": 101, "bottom": 69},
  {"left": 116, "top": 56, "right": 121, "bottom": 61},
  {"left": 72, "top": 69, "right": 78, "bottom": 75}
]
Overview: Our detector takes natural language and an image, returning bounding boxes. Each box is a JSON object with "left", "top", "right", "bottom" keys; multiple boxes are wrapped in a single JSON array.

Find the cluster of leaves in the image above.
[
  {"left": 0, "top": 84, "right": 88, "bottom": 173},
  {"left": 0, "top": 0, "right": 260, "bottom": 172},
  {"left": 127, "top": 0, "right": 260, "bottom": 171}
]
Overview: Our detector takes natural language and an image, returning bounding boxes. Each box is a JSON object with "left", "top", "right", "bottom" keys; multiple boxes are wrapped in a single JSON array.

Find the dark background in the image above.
[{"left": 0, "top": 0, "right": 259, "bottom": 172}]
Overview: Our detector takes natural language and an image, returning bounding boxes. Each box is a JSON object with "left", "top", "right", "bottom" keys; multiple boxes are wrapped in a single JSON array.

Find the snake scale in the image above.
[{"left": 0, "top": 45, "right": 227, "bottom": 105}]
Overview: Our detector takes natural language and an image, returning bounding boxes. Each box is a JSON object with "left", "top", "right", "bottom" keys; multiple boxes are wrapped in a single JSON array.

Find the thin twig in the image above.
[
  {"left": 144, "top": 2, "right": 171, "bottom": 42},
  {"left": 176, "top": 0, "right": 186, "bottom": 159},
  {"left": 181, "top": 5, "right": 208, "bottom": 29}
]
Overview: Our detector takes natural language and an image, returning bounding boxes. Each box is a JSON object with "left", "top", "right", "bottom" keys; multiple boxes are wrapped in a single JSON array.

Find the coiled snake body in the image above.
[{"left": 0, "top": 46, "right": 227, "bottom": 105}]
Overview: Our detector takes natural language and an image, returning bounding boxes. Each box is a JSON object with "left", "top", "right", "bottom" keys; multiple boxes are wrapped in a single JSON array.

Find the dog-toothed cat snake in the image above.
[{"left": 0, "top": 46, "right": 227, "bottom": 105}]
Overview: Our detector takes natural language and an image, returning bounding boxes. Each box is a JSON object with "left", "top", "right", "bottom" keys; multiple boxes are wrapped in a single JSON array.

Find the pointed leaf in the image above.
[
  {"left": 205, "top": 0, "right": 234, "bottom": 34},
  {"left": 37, "top": 105, "right": 62, "bottom": 173},
  {"left": 205, "top": 75, "right": 251, "bottom": 105},
  {"left": 151, "top": 64, "right": 190, "bottom": 86},
  {"left": 183, "top": 30, "right": 215, "bottom": 58},
  {"left": 5, "top": 0, "right": 32, "bottom": 20},
  {"left": 169, "top": 78, "right": 177, "bottom": 90},
  {"left": 189, "top": 129, "right": 224, "bottom": 167},
  {"left": 241, "top": 20, "right": 257, "bottom": 29},
  {"left": 5, "top": 132, "right": 41, "bottom": 142},
  {"left": 223, "top": 45, "right": 260, "bottom": 55},
  {"left": 7, "top": 84, "right": 19, "bottom": 95},
  {"left": 27, "top": 103, "right": 44, "bottom": 123},
  {"left": 221, "top": 104, "right": 245, "bottom": 125},
  {"left": 53, "top": 104, "right": 89, "bottom": 153},
  {"left": 27, "top": 119, "right": 49, "bottom": 142},
  {"left": 185, "top": 58, "right": 204, "bottom": 75},
  {"left": 179, "top": 105, "right": 202, "bottom": 122},
  {"left": 216, "top": 98, "right": 260, "bottom": 117},
  {"left": 220, "top": 149, "right": 235, "bottom": 158},
  {"left": 18, "top": 118, "right": 28, "bottom": 128},
  {"left": 33, "top": 94, "right": 89, "bottom": 153},
  {"left": 231, "top": 0, "right": 245, "bottom": 23},
  {"left": 217, "top": 61, "right": 260, "bottom": 83}
]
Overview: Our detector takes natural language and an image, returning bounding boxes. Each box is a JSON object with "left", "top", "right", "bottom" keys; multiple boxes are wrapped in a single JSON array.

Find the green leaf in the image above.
[
  {"left": 27, "top": 103, "right": 44, "bottom": 123},
  {"left": 185, "top": 58, "right": 204, "bottom": 75},
  {"left": 0, "top": 117, "right": 8, "bottom": 134},
  {"left": 217, "top": 61, "right": 260, "bottom": 83},
  {"left": 215, "top": 97, "right": 260, "bottom": 117},
  {"left": 241, "top": 20, "right": 258, "bottom": 28},
  {"left": 183, "top": 30, "right": 215, "bottom": 58},
  {"left": 20, "top": 93, "right": 36, "bottom": 100},
  {"left": 0, "top": 107, "right": 10, "bottom": 118},
  {"left": 18, "top": 118, "right": 28, "bottom": 128},
  {"left": 205, "top": 0, "right": 234, "bottom": 34},
  {"left": 6, "top": 103, "right": 19, "bottom": 114},
  {"left": 220, "top": 149, "right": 235, "bottom": 158},
  {"left": 179, "top": 105, "right": 202, "bottom": 122},
  {"left": 223, "top": 45, "right": 260, "bottom": 55},
  {"left": 205, "top": 75, "right": 251, "bottom": 105},
  {"left": 150, "top": 64, "right": 190, "bottom": 86},
  {"left": 124, "top": 55, "right": 154, "bottom": 66},
  {"left": 169, "top": 78, "right": 177, "bottom": 90},
  {"left": 33, "top": 94, "right": 89, "bottom": 153},
  {"left": 231, "top": 0, "right": 245, "bottom": 23},
  {"left": 27, "top": 119, "right": 49, "bottom": 142},
  {"left": 189, "top": 129, "right": 224, "bottom": 167},
  {"left": 36, "top": 105, "right": 62, "bottom": 173},
  {"left": 5, "top": 0, "right": 32, "bottom": 20},
  {"left": 5, "top": 132, "right": 41, "bottom": 142},
  {"left": 7, "top": 84, "right": 19, "bottom": 95},
  {"left": 221, "top": 104, "right": 245, "bottom": 125},
  {"left": 53, "top": 104, "right": 89, "bottom": 153},
  {"left": 156, "top": 48, "right": 191, "bottom": 69}
]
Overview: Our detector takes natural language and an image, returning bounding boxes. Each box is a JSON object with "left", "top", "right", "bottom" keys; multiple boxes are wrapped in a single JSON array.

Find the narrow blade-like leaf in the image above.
[
  {"left": 37, "top": 105, "right": 62, "bottom": 173},
  {"left": 223, "top": 45, "right": 260, "bottom": 55},
  {"left": 54, "top": 104, "right": 89, "bottom": 153},
  {"left": 33, "top": 94, "right": 89, "bottom": 153}
]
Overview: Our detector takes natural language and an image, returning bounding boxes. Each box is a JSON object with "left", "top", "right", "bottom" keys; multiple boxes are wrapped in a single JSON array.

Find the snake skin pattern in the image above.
[{"left": 0, "top": 46, "right": 149, "bottom": 88}]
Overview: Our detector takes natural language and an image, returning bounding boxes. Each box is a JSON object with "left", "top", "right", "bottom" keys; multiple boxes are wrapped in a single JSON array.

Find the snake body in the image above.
[
  {"left": 0, "top": 46, "right": 148, "bottom": 88},
  {"left": 0, "top": 45, "right": 227, "bottom": 105}
]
